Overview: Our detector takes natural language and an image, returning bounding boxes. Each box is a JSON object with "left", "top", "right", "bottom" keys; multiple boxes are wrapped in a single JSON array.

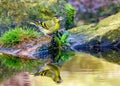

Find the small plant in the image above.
[
  {"left": 65, "top": 4, "right": 76, "bottom": 30},
  {"left": 58, "top": 51, "right": 75, "bottom": 63},
  {"left": 53, "top": 31, "right": 73, "bottom": 61},
  {"left": 0, "top": 27, "right": 40, "bottom": 47},
  {"left": 54, "top": 31, "right": 70, "bottom": 48}
]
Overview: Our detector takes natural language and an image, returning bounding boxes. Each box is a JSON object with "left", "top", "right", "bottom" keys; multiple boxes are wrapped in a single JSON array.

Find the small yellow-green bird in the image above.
[
  {"left": 30, "top": 17, "right": 63, "bottom": 35},
  {"left": 34, "top": 63, "right": 62, "bottom": 83}
]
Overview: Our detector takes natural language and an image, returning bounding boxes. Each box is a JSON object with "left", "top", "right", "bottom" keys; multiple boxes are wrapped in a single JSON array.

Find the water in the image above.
[{"left": 0, "top": 48, "right": 120, "bottom": 86}]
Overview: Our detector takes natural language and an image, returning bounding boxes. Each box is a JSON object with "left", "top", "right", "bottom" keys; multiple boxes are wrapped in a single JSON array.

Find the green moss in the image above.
[{"left": 0, "top": 27, "right": 40, "bottom": 47}]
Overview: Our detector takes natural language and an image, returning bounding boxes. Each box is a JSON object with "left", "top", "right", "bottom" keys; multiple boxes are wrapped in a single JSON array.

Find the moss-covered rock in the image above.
[
  {"left": 97, "top": 12, "right": 120, "bottom": 27},
  {"left": 0, "top": 27, "right": 41, "bottom": 47},
  {"left": 69, "top": 12, "right": 120, "bottom": 48}
]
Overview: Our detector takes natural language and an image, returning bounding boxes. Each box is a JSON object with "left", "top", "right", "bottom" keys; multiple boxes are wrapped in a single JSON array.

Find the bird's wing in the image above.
[
  {"left": 49, "top": 22, "right": 60, "bottom": 32},
  {"left": 44, "top": 20, "right": 56, "bottom": 28}
]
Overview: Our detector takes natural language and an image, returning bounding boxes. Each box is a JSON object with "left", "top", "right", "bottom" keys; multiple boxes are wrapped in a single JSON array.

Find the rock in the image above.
[
  {"left": 0, "top": 35, "right": 63, "bottom": 84},
  {"left": 69, "top": 12, "right": 120, "bottom": 50},
  {"left": 0, "top": 36, "right": 52, "bottom": 60}
]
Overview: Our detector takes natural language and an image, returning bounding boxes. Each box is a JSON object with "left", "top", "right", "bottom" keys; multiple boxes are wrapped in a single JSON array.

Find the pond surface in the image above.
[{"left": 0, "top": 48, "right": 120, "bottom": 86}]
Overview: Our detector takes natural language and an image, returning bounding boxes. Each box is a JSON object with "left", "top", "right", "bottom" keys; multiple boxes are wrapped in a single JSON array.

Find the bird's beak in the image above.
[{"left": 58, "top": 17, "right": 64, "bottom": 21}]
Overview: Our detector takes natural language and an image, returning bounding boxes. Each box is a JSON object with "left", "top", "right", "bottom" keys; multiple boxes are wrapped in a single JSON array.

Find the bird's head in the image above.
[
  {"left": 52, "top": 17, "right": 59, "bottom": 23},
  {"left": 53, "top": 17, "right": 64, "bottom": 23},
  {"left": 46, "top": 69, "right": 62, "bottom": 83},
  {"left": 51, "top": 64, "right": 62, "bottom": 83},
  {"left": 52, "top": 73, "right": 62, "bottom": 83},
  {"left": 43, "top": 64, "right": 62, "bottom": 83}
]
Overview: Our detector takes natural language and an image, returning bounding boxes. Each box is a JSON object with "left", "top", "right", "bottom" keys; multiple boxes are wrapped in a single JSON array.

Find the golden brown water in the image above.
[{"left": 31, "top": 52, "right": 120, "bottom": 86}]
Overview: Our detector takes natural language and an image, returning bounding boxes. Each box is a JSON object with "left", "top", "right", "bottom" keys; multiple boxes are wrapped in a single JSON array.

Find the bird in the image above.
[
  {"left": 29, "top": 17, "right": 63, "bottom": 36},
  {"left": 34, "top": 63, "right": 62, "bottom": 83}
]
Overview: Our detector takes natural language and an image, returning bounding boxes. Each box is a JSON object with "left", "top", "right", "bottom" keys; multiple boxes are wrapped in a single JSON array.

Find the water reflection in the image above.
[
  {"left": 0, "top": 48, "right": 74, "bottom": 85},
  {"left": 0, "top": 46, "right": 120, "bottom": 86},
  {"left": 0, "top": 53, "right": 44, "bottom": 84},
  {"left": 72, "top": 46, "right": 120, "bottom": 65},
  {"left": 32, "top": 52, "right": 120, "bottom": 86}
]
